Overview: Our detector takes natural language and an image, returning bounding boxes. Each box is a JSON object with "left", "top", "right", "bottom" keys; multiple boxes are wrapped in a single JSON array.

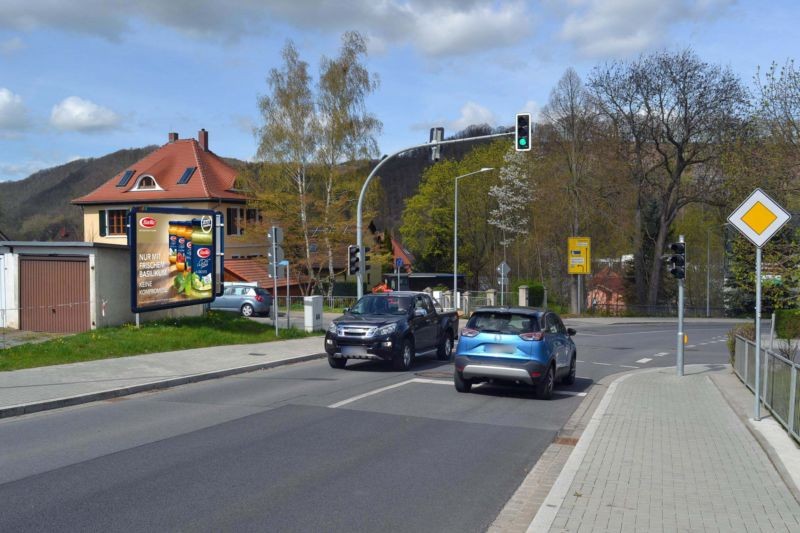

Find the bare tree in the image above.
[
  {"left": 317, "top": 31, "right": 382, "bottom": 296},
  {"left": 589, "top": 49, "right": 748, "bottom": 308},
  {"left": 543, "top": 67, "right": 597, "bottom": 313},
  {"left": 256, "top": 41, "right": 317, "bottom": 290},
  {"left": 488, "top": 149, "right": 532, "bottom": 263}
]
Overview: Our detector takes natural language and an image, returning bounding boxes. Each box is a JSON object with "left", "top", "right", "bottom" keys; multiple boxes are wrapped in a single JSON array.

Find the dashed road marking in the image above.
[
  {"left": 635, "top": 357, "right": 653, "bottom": 364},
  {"left": 687, "top": 345, "right": 696, "bottom": 349},
  {"left": 618, "top": 365, "right": 639, "bottom": 369},
  {"left": 591, "top": 362, "right": 612, "bottom": 366},
  {"left": 328, "top": 377, "right": 448, "bottom": 408}
]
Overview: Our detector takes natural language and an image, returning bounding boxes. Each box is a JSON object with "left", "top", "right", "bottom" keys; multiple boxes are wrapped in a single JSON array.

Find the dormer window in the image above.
[{"left": 131, "top": 174, "right": 163, "bottom": 191}]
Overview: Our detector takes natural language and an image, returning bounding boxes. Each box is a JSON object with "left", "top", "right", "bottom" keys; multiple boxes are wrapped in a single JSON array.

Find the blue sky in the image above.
[{"left": 0, "top": 0, "right": 796, "bottom": 181}]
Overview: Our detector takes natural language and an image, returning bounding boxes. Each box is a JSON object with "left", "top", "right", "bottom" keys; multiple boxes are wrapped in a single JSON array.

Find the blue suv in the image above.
[{"left": 453, "top": 307, "right": 576, "bottom": 399}]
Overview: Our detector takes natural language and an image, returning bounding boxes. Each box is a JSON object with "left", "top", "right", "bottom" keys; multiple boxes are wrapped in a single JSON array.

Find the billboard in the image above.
[{"left": 129, "top": 207, "right": 224, "bottom": 313}]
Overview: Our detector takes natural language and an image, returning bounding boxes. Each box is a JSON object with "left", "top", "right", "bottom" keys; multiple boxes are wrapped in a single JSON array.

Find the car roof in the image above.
[
  {"left": 471, "top": 306, "right": 546, "bottom": 317},
  {"left": 367, "top": 291, "right": 422, "bottom": 297}
]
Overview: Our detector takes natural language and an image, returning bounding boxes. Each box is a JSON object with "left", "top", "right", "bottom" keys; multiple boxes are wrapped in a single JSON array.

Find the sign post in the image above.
[
  {"left": 268, "top": 226, "right": 284, "bottom": 336},
  {"left": 727, "top": 189, "right": 791, "bottom": 421},
  {"left": 568, "top": 237, "right": 591, "bottom": 314},
  {"left": 497, "top": 261, "right": 511, "bottom": 305},
  {"left": 395, "top": 258, "right": 403, "bottom": 291}
]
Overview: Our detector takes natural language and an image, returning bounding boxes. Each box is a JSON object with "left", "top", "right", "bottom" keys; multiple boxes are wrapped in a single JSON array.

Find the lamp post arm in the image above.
[{"left": 356, "top": 131, "right": 513, "bottom": 298}]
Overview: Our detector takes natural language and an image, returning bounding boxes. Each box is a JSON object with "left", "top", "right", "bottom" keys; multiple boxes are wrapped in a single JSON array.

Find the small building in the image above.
[{"left": 586, "top": 266, "right": 626, "bottom": 314}]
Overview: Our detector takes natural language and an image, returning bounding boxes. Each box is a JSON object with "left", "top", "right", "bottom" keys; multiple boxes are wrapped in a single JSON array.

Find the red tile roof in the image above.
[
  {"left": 73, "top": 134, "right": 246, "bottom": 205},
  {"left": 224, "top": 258, "right": 305, "bottom": 289}
]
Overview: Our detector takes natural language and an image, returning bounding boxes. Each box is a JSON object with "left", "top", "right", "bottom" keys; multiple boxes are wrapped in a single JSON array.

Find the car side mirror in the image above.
[
  {"left": 414, "top": 308, "right": 427, "bottom": 318},
  {"left": 567, "top": 328, "right": 576, "bottom": 336}
]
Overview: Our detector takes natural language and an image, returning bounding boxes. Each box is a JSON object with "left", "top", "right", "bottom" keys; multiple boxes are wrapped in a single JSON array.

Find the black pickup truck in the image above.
[{"left": 324, "top": 291, "right": 459, "bottom": 370}]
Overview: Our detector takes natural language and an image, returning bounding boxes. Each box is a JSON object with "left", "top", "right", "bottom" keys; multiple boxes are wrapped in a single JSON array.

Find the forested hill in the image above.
[
  {"left": 375, "top": 125, "right": 511, "bottom": 229},
  {"left": 0, "top": 147, "right": 158, "bottom": 241}
]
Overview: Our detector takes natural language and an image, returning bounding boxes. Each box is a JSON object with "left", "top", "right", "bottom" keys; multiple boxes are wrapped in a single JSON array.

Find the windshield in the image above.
[
  {"left": 349, "top": 295, "right": 413, "bottom": 315},
  {"left": 466, "top": 312, "right": 540, "bottom": 334}
]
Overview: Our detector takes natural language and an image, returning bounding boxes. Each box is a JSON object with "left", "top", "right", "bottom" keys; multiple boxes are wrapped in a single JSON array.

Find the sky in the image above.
[{"left": 0, "top": 0, "right": 796, "bottom": 182}]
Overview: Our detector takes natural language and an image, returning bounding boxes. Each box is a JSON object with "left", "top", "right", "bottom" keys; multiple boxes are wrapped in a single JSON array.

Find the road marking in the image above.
[
  {"left": 654, "top": 352, "right": 668, "bottom": 357},
  {"left": 591, "top": 362, "right": 612, "bottom": 366},
  {"left": 635, "top": 358, "right": 652, "bottom": 364},
  {"left": 576, "top": 360, "right": 585, "bottom": 363},
  {"left": 557, "top": 391, "right": 588, "bottom": 397},
  {"left": 618, "top": 365, "right": 639, "bottom": 369},
  {"left": 328, "top": 377, "right": 454, "bottom": 408},
  {"left": 687, "top": 345, "right": 696, "bottom": 349}
]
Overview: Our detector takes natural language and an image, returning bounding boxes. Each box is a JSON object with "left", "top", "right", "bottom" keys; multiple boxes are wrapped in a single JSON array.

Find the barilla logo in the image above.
[
  {"left": 139, "top": 217, "right": 157, "bottom": 229},
  {"left": 178, "top": 238, "right": 185, "bottom": 244},
  {"left": 197, "top": 248, "right": 211, "bottom": 259}
]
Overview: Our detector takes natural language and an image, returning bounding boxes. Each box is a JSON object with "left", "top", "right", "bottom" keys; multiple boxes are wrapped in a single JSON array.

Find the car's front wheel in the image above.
[
  {"left": 393, "top": 338, "right": 415, "bottom": 371},
  {"left": 328, "top": 356, "right": 347, "bottom": 369},
  {"left": 535, "top": 364, "right": 554, "bottom": 400},
  {"left": 562, "top": 353, "right": 576, "bottom": 385},
  {"left": 241, "top": 303, "right": 254, "bottom": 317}
]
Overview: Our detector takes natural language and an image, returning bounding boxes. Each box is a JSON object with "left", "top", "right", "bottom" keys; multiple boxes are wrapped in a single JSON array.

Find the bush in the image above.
[
  {"left": 511, "top": 279, "right": 545, "bottom": 307},
  {"left": 775, "top": 309, "right": 800, "bottom": 340},
  {"left": 727, "top": 323, "right": 755, "bottom": 365}
]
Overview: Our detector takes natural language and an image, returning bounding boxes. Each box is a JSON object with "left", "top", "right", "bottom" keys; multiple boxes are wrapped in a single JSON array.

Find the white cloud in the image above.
[
  {"left": 0, "top": 36, "right": 25, "bottom": 55},
  {"left": 0, "top": 88, "right": 30, "bottom": 132},
  {"left": 50, "top": 96, "right": 120, "bottom": 132},
  {"left": 449, "top": 101, "right": 496, "bottom": 131},
  {"left": 559, "top": 0, "right": 735, "bottom": 57},
  {"left": 520, "top": 100, "right": 542, "bottom": 122},
  {"left": 0, "top": 1, "right": 533, "bottom": 58}
]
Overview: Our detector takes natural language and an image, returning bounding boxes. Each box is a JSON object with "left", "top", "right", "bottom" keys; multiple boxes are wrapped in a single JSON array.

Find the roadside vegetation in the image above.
[{"left": 0, "top": 312, "right": 312, "bottom": 372}]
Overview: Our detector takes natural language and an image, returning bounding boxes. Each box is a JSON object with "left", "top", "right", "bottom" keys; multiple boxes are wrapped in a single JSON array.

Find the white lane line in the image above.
[
  {"left": 591, "top": 362, "right": 612, "bottom": 366},
  {"left": 557, "top": 391, "right": 588, "bottom": 397},
  {"left": 635, "top": 357, "right": 653, "bottom": 364},
  {"left": 618, "top": 365, "right": 639, "bottom": 369},
  {"left": 576, "top": 360, "right": 585, "bottom": 363},
  {"left": 654, "top": 352, "right": 668, "bottom": 357},
  {"left": 328, "top": 377, "right": 453, "bottom": 408},
  {"left": 687, "top": 345, "right": 696, "bottom": 349},
  {"left": 328, "top": 379, "right": 416, "bottom": 408}
]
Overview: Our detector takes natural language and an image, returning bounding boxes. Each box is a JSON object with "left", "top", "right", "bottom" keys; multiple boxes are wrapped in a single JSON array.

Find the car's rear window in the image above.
[
  {"left": 255, "top": 288, "right": 271, "bottom": 297},
  {"left": 466, "top": 312, "right": 539, "bottom": 334}
]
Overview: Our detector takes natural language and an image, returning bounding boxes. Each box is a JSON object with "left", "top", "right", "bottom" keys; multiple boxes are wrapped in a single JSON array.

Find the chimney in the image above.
[
  {"left": 168, "top": 132, "right": 179, "bottom": 143},
  {"left": 198, "top": 128, "right": 208, "bottom": 151}
]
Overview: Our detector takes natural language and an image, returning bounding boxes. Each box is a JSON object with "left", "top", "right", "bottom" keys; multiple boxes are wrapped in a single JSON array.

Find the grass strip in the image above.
[{"left": 0, "top": 311, "right": 314, "bottom": 372}]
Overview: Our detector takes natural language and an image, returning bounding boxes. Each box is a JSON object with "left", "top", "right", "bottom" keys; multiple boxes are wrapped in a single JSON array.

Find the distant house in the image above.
[
  {"left": 586, "top": 266, "right": 626, "bottom": 313},
  {"left": 71, "top": 129, "right": 276, "bottom": 286}
]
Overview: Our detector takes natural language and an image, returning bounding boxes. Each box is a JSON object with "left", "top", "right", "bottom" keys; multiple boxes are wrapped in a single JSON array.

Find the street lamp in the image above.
[{"left": 453, "top": 167, "right": 494, "bottom": 309}]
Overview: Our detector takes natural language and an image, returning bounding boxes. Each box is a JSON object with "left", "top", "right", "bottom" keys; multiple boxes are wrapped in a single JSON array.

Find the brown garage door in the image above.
[{"left": 20, "top": 256, "right": 91, "bottom": 333}]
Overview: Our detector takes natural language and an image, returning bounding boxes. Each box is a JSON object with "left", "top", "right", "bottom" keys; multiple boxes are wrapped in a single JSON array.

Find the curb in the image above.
[{"left": 0, "top": 352, "right": 326, "bottom": 419}]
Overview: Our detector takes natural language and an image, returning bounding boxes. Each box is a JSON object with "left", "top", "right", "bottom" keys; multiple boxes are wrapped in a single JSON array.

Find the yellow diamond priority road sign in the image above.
[{"left": 727, "top": 189, "right": 791, "bottom": 248}]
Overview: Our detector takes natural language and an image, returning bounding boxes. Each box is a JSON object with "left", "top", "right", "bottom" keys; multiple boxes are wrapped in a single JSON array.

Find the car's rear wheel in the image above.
[
  {"left": 241, "top": 303, "right": 254, "bottom": 317},
  {"left": 562, "top": 353, "right": 576, "bottom": 385},
  {"left": 393, "top": 338, "right": 415, "bottom": 371},
  {"left": 536, "top": 364, "right": 554, "bottom": 400},
  {"left": 454, "top": 369, "right": 472, "bottom": 393},
  {"left": 328, "top": 355, "right": 347, "bottom": 369},
  {"left": 437, "top": 332, "right": 453, "bottom": 361}
]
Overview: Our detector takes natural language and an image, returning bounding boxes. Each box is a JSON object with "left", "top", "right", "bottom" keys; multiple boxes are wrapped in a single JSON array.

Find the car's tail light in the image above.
[
  {"left": 530, "top": 371, "right": 542, "bottom": 378},
  {"left": 460, "top": 328, "right": 479, "bottom": 338},
  {"left": 519, "top": 331, "right": 544, "bottom": 341},
  {"left": 256, "top": 295, "right": 264, "bottom": 303}
]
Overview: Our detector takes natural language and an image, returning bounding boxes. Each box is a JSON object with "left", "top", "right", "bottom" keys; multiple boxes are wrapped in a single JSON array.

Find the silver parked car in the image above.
[{"left": 210, "top": 284, "right": 272, "bottom": 317}]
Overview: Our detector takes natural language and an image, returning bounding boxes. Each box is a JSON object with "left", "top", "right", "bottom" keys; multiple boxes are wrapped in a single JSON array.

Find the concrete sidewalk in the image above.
[
  {"left": 529, "top": 365, "right": 800, "bottom": 532},
  {"left": 0, "top": 335, "right": 326, "bottom": 418}
]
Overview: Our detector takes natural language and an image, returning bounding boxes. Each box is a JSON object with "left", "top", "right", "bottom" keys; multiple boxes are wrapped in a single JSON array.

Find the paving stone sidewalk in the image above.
[{"left": 542, "top": 366, "right": 800, "bottom": 532}]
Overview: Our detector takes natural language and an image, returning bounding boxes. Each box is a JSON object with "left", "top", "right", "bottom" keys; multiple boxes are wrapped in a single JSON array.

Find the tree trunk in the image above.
[{"left": 646, "top": 216, "right": 669, "bottom": 310}]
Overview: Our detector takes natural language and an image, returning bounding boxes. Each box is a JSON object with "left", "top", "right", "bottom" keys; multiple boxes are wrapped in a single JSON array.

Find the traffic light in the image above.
[
  {"left": 362, "top": 246, "right": 371, "bottom": 272},
  {"left": 668, "top": 242, "right": 686, "bottom": 279},
  {"left": 348, "top": 245, "right": 360, "bottom": 275},
  {"left": 515, "top": 113, "right": 531, "bottom": 152}
]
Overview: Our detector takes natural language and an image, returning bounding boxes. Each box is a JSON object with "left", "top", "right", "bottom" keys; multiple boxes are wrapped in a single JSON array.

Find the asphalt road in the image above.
[{"left": 0, "top": 321, "right": 733, "bottom": 532}]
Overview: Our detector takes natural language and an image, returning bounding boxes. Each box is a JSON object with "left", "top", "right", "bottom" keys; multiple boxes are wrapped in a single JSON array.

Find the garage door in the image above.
[{"left": 20, "top": 256, "right": 91, "bottom": 333}]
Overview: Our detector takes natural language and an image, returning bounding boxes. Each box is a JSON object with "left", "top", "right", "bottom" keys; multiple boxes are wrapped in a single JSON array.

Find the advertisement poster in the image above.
[{"left": 129, "top": 207, "right": 223, "bottom": 313}]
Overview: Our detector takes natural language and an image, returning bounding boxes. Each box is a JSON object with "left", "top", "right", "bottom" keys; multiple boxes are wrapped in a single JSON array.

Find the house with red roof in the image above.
[{"left": 586, "top": 266, "right": 626, "bottom": 314}]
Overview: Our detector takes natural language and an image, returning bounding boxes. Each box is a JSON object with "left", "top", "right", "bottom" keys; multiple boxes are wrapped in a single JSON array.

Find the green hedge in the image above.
[
  {"left": 776, "top": 309, "right": 800, "bottom": 339},
  {"left": 511, "top": 279, "right": 545, "bottom": 307}
]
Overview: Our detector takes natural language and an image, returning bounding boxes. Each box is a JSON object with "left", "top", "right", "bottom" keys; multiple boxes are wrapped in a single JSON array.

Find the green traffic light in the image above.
[{"left": 518, "top": 138, "right": 527, "bottom": 146}]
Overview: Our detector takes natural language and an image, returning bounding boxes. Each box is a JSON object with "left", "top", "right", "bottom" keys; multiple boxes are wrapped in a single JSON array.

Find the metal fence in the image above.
[{"left": 733, "top": 335, "right": 800, "bottom": 442}]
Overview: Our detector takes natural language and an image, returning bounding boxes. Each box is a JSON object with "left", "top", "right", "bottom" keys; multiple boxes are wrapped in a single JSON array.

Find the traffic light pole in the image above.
[
  {"left": 356, "top": 131, "right": 513, "bottom": 298},
  {"left": 676, "top": 234, "right": 685, "bottom": 377}
]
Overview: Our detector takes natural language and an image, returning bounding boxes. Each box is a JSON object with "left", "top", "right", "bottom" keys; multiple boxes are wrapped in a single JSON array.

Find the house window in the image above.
[
  {"left": 226, "top": 207, "right": 244, "bottom": 236},
  {"left": 131, "top": 174, "right": 163, "bottom": 191},
  {"left": 99, "top": 209, "right": 128, "bottom": 236}
]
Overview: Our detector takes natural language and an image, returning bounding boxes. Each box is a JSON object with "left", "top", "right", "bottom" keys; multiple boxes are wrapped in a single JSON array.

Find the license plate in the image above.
[
  {"left": 342, "top": 345, "right": 369, "bottom": 356},
  {"left": 486, "top": 344, "right": 516, "bottom": 354}
]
